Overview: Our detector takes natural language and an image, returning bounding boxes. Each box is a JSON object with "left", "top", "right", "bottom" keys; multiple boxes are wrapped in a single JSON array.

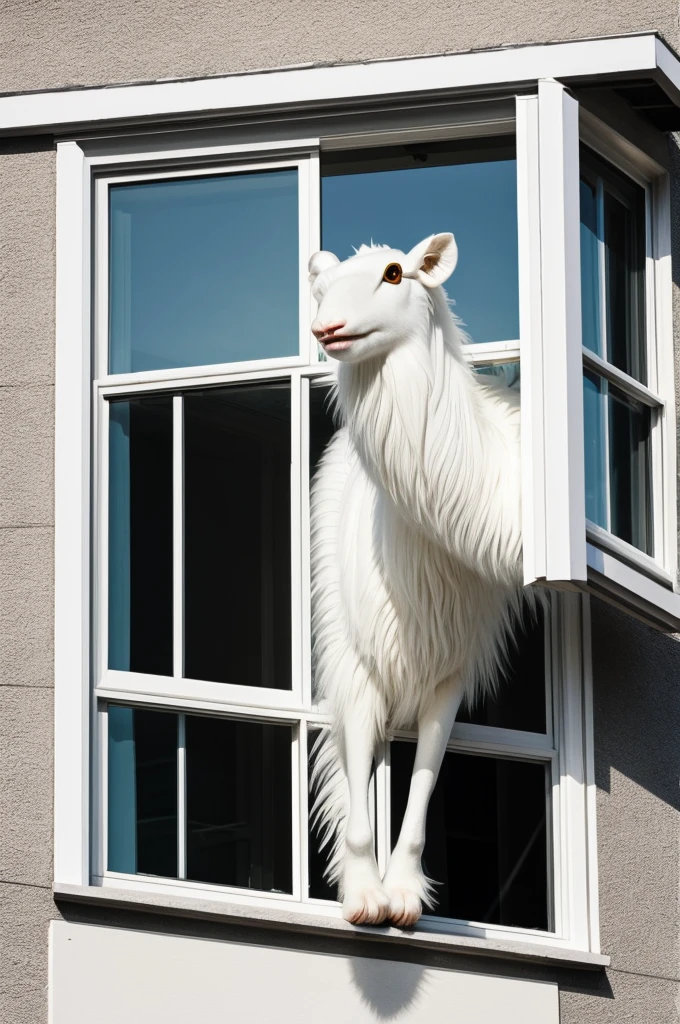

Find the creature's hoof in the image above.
[
  {"left": 385, "top": 887, "right": 423, "bottom": 928},
  {"left": 342, "top": 886, "right": 391, "bottom": 926}
]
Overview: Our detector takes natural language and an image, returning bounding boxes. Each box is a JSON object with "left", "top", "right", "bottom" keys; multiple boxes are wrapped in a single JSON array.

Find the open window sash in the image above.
[{"left": 519, "top": 81, "right": 680, "bottom": 631}]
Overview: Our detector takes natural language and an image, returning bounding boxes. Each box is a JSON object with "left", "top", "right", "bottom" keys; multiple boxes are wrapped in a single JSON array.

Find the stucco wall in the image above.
[
  {"left": 0, "top": 136, "right": 57, "bottom": 1024},
  {"left": 560, "top": 599, "right": 680, "bottom": 1023},
  {"left": 0, "top": 0, "right": 679, "bottom": 95}
]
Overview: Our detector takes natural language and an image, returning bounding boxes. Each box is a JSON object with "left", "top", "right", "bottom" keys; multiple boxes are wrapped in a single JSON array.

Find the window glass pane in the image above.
[
  {"left": 107, "top": 705, "right": 178, "bottom": 877},
  {"left": 310, "top": 382, "right": 338, "bottom": 477},
  {"left": 109, "top": 170, "right": 299, "bottom": 374},
  {"left": 186, "top": 715, "right": 293, "bottom": 893},
  {"left": 580, "top": 178, "right": 602, "bottom": 357},
  {"left": 583, "top": 370, "right": 608, "bottom": 529},
  {"left": 108, "top": 397, "right": 173, "bottom": 675},
  {"left": 605, "top": 186, "right": 646, "bottom": 384},
  {"left": 322, "top": 139, "right": 518, "bottom": 345},
  {"left": 458, "top": 604, "right": 546, "bottom": 733},
  {"left": 609, "top": 383, "right": 653, "bottom": 554},
  {"left": 579, "top": 149, "right": 646, "bottom": 383},
  {"left": 583, "top": 370, "right": 653, "bottom": 554},
  {"left": 184, "top": 384, "right": 292, "bottom": 688},
  {"left": 391, "top": 744, "right": 550, "bottom": 930}
]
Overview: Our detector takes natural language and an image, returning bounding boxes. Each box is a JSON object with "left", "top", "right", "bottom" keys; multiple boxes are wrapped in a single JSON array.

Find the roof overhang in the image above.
[{"left": 1, "top": 32, "right": 680, "bottom": 137}]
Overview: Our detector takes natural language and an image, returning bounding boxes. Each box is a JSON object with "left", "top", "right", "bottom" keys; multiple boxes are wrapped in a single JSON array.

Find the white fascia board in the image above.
[
  {"left": 655, "top": 35, "right": 680, "bottom": 105},
  {"left": 0, "top": 34, "right": 664, "bottom": 135}
]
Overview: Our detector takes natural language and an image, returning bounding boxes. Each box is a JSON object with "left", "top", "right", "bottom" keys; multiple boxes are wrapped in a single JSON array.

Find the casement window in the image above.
[{"left": 50, "top": 51, "right": 678, "bottom": 960}]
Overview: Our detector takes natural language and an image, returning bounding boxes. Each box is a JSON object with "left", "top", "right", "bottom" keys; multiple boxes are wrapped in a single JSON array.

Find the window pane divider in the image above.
[
  {"left": 98, "top": 672, "right": 306, "bottom": 716},
  {"left": 173, "top": 396, "right": 184, "bottom": 679},
  {"left": 391, "top": 724, "right": 555, "bottom": 760},
  {"left": 97, "top": 361, "right": 304, "bottom": 397},
  {"left": 586, "top": 518, "right": 673, "bottom": 585},
  {"left": 582, "top": 347, "right": 663, "bottom": 408},
  {"left": 463, "top": 340, "right": 520, "bottom": 364},
  {"left": 177, "top": 712, "right": 187, "bottom": 880}
]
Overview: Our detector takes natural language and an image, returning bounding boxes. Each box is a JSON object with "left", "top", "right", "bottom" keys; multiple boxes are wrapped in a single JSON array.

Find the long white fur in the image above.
[{"left": 309, "top": 237, "right": 529, "bottom": 923}]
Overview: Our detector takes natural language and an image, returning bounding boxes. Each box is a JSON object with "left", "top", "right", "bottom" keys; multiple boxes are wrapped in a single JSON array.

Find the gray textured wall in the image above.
[
  {"left": 0, "top": 0, "right": 679, "bottom": 94},
  {"left": 2, "top": 10, "right": 680, "bottom": 1021},
  {"left": 0, "top": 136, "right": 57, "bottom": 1024},
  {"left": 561, "top": 599, "right": 680, "bottom": 1023}
]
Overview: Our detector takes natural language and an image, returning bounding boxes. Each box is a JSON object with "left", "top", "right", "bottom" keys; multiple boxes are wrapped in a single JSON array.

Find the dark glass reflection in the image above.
[
  {"left": 609, "top": 383, "right": 652, "bottom": 553},
  {"left": 580, "top": 177, "right": 602, "bottom": 357},
  {"left": 391, "top": 744, "right": 550, "bottom": 930},
  {"left": 583, "top": 370, "right": 607, "bottom": 529},
  {"left": 184, "top": 384, "right": 292, "bottom": 688},
  {"left": 309, "top": 383, "right": 338, "bottom": 477},
  {"left": 322, "top": 138, "right": 519, "bottom": 345},
  {"left": 458, "top": 605, "right": 546, "bottom": 733},
  {"left": 605, "top": 187, "right": 646, "bottom": 384},
  {"left": 186, "top": 715, "right": 293, "bottom": 893},
  {"left": 580, "top": 147, "right": 646, "bottom": 384},
  {"left": 582, "top": 369, "right": 653, "bottom": 554},
  {"left": 108, "top": 705, "right": 178, "bottom": 877},
  {"left": 109, "top": 169, "right": 299, "bottom": 373},
  {"left": 108, "top": 397, "right": 173, "bottom": 675}
]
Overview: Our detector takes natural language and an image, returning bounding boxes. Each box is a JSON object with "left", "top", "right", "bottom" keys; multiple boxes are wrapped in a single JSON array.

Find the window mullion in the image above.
[
  {"left": 581, "top": 347, "right": 663, "bottom": 408},
  {"left": 602, "top": 378, "right": 612, "bottom": 532},
  {"left": 374, "top": 743, "right": 390, "bottom": 879},
  {"left": 172, "top": 395, "right": 184, "bottom": 681},
  {"left": 291, "top": 371, "right": 304, "bottom": 702},
  {"left": 177, "top": 712, "right": 187, "bottom": 880},
  {"left": 537, "top": 79, "right": 587, "bottom": 583}
]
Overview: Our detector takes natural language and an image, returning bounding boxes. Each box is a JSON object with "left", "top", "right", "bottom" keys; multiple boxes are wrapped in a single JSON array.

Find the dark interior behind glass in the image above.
[
  {"left": 108, "top": 397, "right": 174, "bottom": 676},
  {"left": 391, "top": 744, "right": 550, "bottom": 930},
  {"left": 186, "top": 714, "right": 293, "bottom": 892},
  {"left": 184, "top": 384, "right": 292, "bottom": 688}
]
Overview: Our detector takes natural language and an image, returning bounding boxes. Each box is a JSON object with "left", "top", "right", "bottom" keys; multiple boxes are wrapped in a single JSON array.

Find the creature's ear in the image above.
[
  {"left": 308, "top": 250, "right": 340, "bottom": 283},
  {"left": 405, "top": 233, "right": 458, "bottom": 288}
]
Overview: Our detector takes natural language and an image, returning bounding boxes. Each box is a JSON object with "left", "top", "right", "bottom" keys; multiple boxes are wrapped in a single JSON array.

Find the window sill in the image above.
[{"left": 53, "top": 883, "right": 609, "bottom": 971}]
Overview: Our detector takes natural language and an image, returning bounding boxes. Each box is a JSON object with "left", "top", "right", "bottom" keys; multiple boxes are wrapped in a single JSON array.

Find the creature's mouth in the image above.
[{"left": 319, "top": 333, "right": 365, "bottom": 352}]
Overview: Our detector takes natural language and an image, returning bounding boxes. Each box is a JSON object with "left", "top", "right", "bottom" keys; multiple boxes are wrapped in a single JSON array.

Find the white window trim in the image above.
[
  {"left": 517, "top": 80, "right": 680, "bottom": 630},
  {"left": 3, "top": 33, "right": 679, "bottom": 135},
  {"left": 55, "top": 104, "right": 601, "bottom": 957}
]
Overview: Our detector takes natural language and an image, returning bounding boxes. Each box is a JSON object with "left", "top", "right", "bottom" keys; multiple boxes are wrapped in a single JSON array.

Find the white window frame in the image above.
[
  {"left": 522, "top": 80, "right": 680, "bottom": 630},
  {"left": 54, "top": 105, "right": 602, "bottom": 956}
]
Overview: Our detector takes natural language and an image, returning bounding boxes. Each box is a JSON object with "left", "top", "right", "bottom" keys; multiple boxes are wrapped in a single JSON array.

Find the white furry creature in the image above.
[{"left": 309, "top": 233, "right": 528, "bottom": 928}]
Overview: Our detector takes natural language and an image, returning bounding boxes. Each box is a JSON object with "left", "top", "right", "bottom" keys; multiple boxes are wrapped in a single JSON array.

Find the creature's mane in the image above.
[
  {"left": 335, "top": 286, "right": 522, "bottom": 589},
  {"left": 350, "top": 242, "right": 394, "bottom": 256}
]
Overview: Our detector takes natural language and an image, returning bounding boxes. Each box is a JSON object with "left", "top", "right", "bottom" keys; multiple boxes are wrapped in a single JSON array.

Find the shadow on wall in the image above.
[
  {"left": 350, "top": 956, "right": 427, "bottom": 1020},
  {"left": 591, "top": 597, "right": 680, "bottom": 811}
]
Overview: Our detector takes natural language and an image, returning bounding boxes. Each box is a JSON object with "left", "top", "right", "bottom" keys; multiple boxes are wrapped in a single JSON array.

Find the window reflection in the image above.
[
  {"left": 109, "top": 169, "right": 299, "bottom": 374},
  {"left": 322, "top": 138, "right": 519, "bottom": 345}
]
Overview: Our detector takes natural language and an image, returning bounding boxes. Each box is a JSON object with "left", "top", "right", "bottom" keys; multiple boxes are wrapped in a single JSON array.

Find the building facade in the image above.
[{"left": 2, "top": 4, "right": 680, "bottom": 1023}]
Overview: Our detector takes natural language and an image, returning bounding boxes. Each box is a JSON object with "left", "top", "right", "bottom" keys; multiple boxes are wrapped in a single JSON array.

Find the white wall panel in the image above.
[{"left": 50, "top": 920, "right": 558, "bottom": 1023}]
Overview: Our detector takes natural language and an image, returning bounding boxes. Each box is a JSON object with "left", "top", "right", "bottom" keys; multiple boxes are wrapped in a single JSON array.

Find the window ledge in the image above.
[{"left": 53, "top": 883, "right": 609, "bottom": 971}]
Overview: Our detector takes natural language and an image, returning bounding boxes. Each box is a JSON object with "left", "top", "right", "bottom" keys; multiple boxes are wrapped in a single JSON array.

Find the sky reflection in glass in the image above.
[
  {"left": 322, "top": 157, "right": 519, "bottom": 344},
  {"left": 109, "top": 169, "right": 299, "bottom": 374}
]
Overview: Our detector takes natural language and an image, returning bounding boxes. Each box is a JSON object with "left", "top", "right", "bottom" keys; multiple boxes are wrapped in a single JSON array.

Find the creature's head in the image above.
[{"left": 309, "top": 233, "right": 458, "bottom": 363}]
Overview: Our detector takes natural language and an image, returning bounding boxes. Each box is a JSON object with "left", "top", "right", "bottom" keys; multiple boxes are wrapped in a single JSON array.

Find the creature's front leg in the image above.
[
  {"left": 383, "top": 678, "right": 464, "bottom": 926},
  {"left": 341, "top": 707, "right": 390, "bottom": 925}
]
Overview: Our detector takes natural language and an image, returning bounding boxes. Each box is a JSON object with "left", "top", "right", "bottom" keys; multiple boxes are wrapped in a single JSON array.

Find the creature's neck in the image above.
[{"left": 336, "top": 302, "right": 522, "bottom": 584}]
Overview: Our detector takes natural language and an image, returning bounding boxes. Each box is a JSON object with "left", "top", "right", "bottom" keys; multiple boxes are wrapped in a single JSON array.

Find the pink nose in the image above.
[{"left": 311, "top": 320, "right": 346, "bottom": 341}]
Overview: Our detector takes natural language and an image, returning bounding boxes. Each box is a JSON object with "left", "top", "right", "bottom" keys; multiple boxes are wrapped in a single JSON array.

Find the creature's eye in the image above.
[{"left": 382, "top": 262, "right": 402, "bottom": 285}]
